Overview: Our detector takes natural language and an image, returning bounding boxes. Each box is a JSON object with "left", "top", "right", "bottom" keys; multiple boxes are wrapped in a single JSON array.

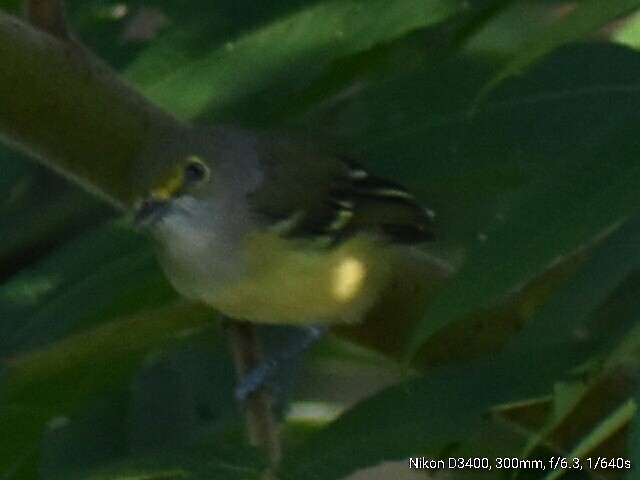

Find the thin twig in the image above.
[
  {"left": 25, "top": 0, "right": 69, "bottom": 39},
  {"left": 226, "top": 320, "right": 281, "bottom": 478}
]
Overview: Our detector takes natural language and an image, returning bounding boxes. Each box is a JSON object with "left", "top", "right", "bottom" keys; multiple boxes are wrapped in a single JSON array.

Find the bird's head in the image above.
[{"left": 134, "top": 154, "right": 214, "bottom": 229}]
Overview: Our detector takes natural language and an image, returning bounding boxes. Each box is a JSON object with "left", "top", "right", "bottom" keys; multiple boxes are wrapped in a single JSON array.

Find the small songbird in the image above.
[{"left": 133, "top": 126, "right": 434, "bottom": 326}]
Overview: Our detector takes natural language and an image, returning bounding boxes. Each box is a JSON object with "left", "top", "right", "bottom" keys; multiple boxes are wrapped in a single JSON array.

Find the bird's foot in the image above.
[{"left": 235, "top": 325, "right": 327, "bottom": 401}]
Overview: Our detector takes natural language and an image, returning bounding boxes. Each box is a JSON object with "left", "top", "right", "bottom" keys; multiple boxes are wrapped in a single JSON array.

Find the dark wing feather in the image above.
[
  {"left": 333, "top": 173, "right": 435, "bottom": 244},
  {"left": 248, "top": 137, "right": 434, "bottom": 245}
]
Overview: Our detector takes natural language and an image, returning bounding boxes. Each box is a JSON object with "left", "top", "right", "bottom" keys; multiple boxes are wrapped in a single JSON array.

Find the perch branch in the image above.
[{"left": 227, "top": 321, "right": 281, "bottom": 477}]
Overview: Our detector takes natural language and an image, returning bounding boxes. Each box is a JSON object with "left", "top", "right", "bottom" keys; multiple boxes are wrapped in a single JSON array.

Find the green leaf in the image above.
[
  {"left": 67, "top": 0, "right": 320, "bottom": 71},
  {"left": 0, "top": 220, "right": 175, "bottom": 354},
  {"left": 515, "top": 213, "right": 640, "bottom": 356},
  {"left": 3, "top": 301, "right": 215, "bottom": 414},
  {"left": 128, "top": 346, "right": 241, "bottom": 453},
  {"left": 39, "top": 393, "right": 131, "bottom": 479},
  {"left": 508, "top": 287, "right": 640, "bottom": 471},
  {"left": 0, "top": 147, "right": 26, "bottom": 203},
  {"left": 614, "top": 9, "right": 640, "bottom": 49},
  {"left": 0, "top": 172, "right": 108, "bottom": 274},
  {"left": 515, "top": 381, "right": 587, "bottom": 462},
  {"left": 408, "top": 43, "right": 640, "bottom": 353},
  {"left": 52, "top": 446, "right": 264, "bottom": 480},
  {"left": 629, "top": 390, "right": 640, "bottom": 479},
  {"left": 519, "top": 346, "right": 639, "bottom": 478},
  {"left": 280, "top": 351, "right": 574, "bottom": 480},
  {"left": 544, "top": 399, "right": 635, "bottom": 480},
  {"left": 0, "top": 0, "right": 19, "bottom": 13},
  {"left": 609, "top": 316, "right": 640, "bottom": 479},
  {"left": 0, "top": 405, "right": 48, "bottom": 479},
  {"left": 477, "top": 0, "right": 640, "bottom": 101},
  {"left": 129, "top": 0, "right": 466, "bottom": 120}
]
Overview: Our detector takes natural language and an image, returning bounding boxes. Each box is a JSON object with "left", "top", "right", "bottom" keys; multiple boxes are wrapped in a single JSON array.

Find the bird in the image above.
[{"left": 133, "top": 126, "right": 435, "bottom": 328}]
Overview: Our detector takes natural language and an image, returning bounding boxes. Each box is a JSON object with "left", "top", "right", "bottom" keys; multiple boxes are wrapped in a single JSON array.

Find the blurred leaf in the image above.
[
  {"left": 496, "top": 292, "right": 640, "bottom": 473},
  {"left": 0, "top": 405, "right": 47, "bottom": 479},
  {"left": 39, "top": 393, "right": 130, "bottom": 479},
  {"left": 283, "top": 294, "right": 618, "bottom": 479},
  {"left": 0, "top": 0, "right": 19, "bottom": 13},
  {"left": 129, "top": 0, "right": 466, "bottom": 120},
  {"left": 51, "top": 446, "right": 264, "bottom": 480},
  {"left": 0, "top": 172, "right": 110, "bottom": 279},
  {"left": 544, "top": 399, "right": 635, "bottom": 480},
  {"left": 128, "top": 346, "right": 241, "bottom": 453},
  {"left": 312, "top": 334, "right": 407, "bottom": 370},
  {"left": 272, "top": 0, "right": 518, "bottom": 123},
  {"left": 0, "top": 147, "right": 26, "bottom": 203},
  {"left": 478, "top": 0, "right": 640, "bottom": 100},
  {"left": 463, "top": 2, "right": 553, "bottom": 62},
  {"left": 67, "top": 0, "right": 321, "bottom": 71},
  {"left": 519, "top": 381, "right": 588, "bottom": 454},
  {"left": 614, "top": 9, "right": 640, "bottom": 49},
  {"left": 0, "top": 220, "right": 175, "bottom": 354},
  {"left": 510, "top": 370, "right": 637, "bottom": 473},
  {"left": 629, "top": 389, "right": 640, "bottom": 480},
  {"left": 2, "top": 301, "right": 215, "bottom": 414},
  {"left": 280, "top": 351, "right": 573, "bottom": 480},
  {"left": 281, "top": 330, "right": 627, "bottom": 480},
  {"left": 512, "top": 213, "right": 640, "bottom": 358},
  {"left": 408, "top": 43, "right": 640, "bottom": 353}
]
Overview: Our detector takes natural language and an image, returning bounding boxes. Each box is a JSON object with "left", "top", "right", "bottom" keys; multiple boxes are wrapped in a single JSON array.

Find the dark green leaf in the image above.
[
  {"left": 409, "top": 43, "right": 640, "bottom": 352},
  {"left": 0, "top": 220, "right": 175, "bottom": 354},
  {"left": 478, "top": 0, "right": 640, "bottom": 99},
  {"left": 0, "top": 147, "right": 26, "bottom": 203},
  {"left": 544, "top": 399, "right": 634, "bottom": 480},
  {"left": 129, "top": 0, "right": 466, "bottom": 120},
  {"left": 0, "top": 0, "right": 19, "bottom": 13},
  {"left": 629, "top": 389, "right": 640, "bottom": 479},
  {"left": 52, "top": 446, "right": 264, "bottom": 480},
  {"left": 519, "top": 213, "right": 640, "bottom": 356},
  {"left": 3, "top": 301, "right": 215, "bottom": 413},
  {"left": 128, "top": 346, "right": 241, "bottom": 452},
  {"left": 0, "top": 170, "right": 109, "bottom": 279},
  {"left": 280, "top": 351, "right": 575, "bottom": 480},
  {"left": 615, "top": 9, "right": 640, "bottom": 49},
  {"left": 0, "top": 405, "right": 47, "bottom": 479}
]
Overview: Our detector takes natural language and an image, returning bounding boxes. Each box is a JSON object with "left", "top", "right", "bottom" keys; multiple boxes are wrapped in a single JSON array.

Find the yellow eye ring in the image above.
[{"left": 184, "top": 155, "right": 210, "bottom": 184}]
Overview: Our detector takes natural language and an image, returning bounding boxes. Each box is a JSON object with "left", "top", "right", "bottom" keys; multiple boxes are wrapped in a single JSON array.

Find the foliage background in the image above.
[{"left": 2, "top": 0, "right": 640, "bottom": 478}]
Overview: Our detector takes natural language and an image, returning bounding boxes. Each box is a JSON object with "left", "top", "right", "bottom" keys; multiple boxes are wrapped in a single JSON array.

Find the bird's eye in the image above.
[{"left": 184, "top": 156, "right": 210, "bottom": 184}]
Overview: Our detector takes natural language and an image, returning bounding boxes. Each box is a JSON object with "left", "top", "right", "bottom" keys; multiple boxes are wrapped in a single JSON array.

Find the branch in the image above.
[{"left": 226, "top": 321, "right": 281, "bottom": 477}]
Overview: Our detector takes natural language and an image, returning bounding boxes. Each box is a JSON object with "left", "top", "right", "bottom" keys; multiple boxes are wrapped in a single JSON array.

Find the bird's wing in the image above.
[{"left": 248, "top": 136, "right": 435, "bottom": 245}]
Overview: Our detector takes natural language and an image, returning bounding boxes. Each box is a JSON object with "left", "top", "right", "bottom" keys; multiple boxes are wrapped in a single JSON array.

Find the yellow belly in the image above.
[{"left": 210, "top": 232, "right": 395, "bottom": 324}]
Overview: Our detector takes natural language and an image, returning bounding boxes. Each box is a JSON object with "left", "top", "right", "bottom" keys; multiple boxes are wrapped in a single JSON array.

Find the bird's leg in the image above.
[
  {"left": 235, "top": 325, "right": 328, "bottom": 401},
  {"left": 224, "top": 318, "right": 281, "bottom": 475}
]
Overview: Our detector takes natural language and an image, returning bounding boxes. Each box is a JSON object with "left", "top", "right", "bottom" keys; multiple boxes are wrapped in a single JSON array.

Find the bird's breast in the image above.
[
  {"left": 152, "top": 206, "right": 395, "bottom": 324},
  {"left": 208, "top": 231, "right": 395, "bottom": 324}
]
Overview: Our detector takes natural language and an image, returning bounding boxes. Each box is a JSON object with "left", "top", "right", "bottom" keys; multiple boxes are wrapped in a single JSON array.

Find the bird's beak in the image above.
[{"left": 134, "top": 197, "right": 172, "bottom": 229}]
